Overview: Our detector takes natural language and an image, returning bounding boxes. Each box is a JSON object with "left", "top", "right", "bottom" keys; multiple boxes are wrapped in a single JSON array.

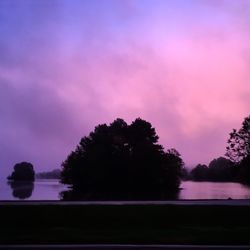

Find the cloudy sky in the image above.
[{"left": 1, "top": 0, "right": 250, "bottom": 178}]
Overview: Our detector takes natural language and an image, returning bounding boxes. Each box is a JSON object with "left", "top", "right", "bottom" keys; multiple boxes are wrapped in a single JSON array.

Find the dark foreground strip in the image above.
[
  {"left": 1, "top": 245, "right": 250, "bottom": 250},
  {"left": 1, "top": 200, "right": 250, "bottom": 206},
  {"left": 2, "top": 203, "right": 250, "bottom": 245}
]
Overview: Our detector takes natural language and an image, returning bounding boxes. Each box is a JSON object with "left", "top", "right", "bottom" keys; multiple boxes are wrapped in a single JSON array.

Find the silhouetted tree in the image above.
[
  {"left": 190, "top": 158, "right": 235, "bottom": 182},
  {"left": 238, "top": 155, "right": 250, "bottom": 184},
  {"left": 190, "top": 164, "right": 209, "bottom": 181},
  {"left": 226, "top": 115, "right": 250, "bottom": 184},
  {"left": 61, "top": 118, "right": 184, "bottom": 200},
  {"left": 208, "top": 157, "right": 235, "bottom": 181},
  {"left": 226, "top": 116, "right": 250, "bottom": 163},
  {"left": 163, "top": 149, "right": 184, "bottom": 189},
  {"left": 7, "top": 162, "right": 35, "bottom": 181}
]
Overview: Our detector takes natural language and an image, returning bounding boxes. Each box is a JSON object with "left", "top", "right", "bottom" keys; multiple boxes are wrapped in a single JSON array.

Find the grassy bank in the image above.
[{"left": 1, "top": 202, "right": 250, "bottom": 244}]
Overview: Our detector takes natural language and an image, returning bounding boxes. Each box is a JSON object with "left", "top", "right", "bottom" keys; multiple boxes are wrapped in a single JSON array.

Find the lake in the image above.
[
  {"left": 1, "top": 180, "right": 250, "bottom": 200},
  {"left": 180, "top": 181, "right": 250, "bottom": 199},
  {"left": 0, "top": 179, "right": 69, "bottom": 200}
]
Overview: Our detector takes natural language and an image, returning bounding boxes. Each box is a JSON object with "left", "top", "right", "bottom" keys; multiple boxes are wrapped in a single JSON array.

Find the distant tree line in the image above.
[
  {"left": 189, "top": 157, "right": 236, "bottom": 182},
  {"left": 188, "top": 115, "right": 250, "bottom": 184},
  {"left": 36, "top": 169, "right": 61, "bottom": 179}
]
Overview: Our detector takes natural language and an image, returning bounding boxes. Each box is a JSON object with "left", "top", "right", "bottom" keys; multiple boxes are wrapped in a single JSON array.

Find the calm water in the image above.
[
  {"left": 180, "top": 181, "right": 250, "bottom": 199},
  {"left": 1, "top": 180, "right": 250, "bottom": 200},
  {"left": 0, "top": 179, "right": 69, "bottom": 200}
]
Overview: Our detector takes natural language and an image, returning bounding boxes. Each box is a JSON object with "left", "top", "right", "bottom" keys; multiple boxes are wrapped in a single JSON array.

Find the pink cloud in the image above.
[{"left": 1, "top": 0, "right": 250, "bottom": 177}]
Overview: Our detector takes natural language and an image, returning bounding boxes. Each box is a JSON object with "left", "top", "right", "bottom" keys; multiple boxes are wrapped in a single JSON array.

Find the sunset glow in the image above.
[{"left": 1, "top": 0, "right": 250, "bottom": 176}]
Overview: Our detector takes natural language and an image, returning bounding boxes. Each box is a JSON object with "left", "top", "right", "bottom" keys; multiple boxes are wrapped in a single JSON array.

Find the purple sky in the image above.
[{"left": 1, "top": 0, "right": 250, "bottom": 178}]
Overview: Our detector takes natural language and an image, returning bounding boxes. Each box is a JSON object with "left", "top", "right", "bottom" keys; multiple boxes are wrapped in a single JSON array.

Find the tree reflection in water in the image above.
[
  {"left": 8, "top": 181, "right": 34, "bottom": 199},
  {"left": 59, "top": 188, "right": 180, "bottom": 201}
]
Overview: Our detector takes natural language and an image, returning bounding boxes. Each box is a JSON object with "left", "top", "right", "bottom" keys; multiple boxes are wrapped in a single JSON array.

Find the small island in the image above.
[
  {"left": 7, "top": 162, "right": 35, "bottom": 199},
  {"left": 60, "top": 118, "right": 184, "bottom": 200},
  {"left": 7, "top": 162, "right": 35, "bottom": 182}
]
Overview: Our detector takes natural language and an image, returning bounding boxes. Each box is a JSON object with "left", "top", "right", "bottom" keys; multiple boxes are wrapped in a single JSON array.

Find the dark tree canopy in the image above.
[
  {"left": 7, "top": 162, "right": 35, "bottom": 181},
  {"left": 190, "top": 158, "right": 235, "bottom": 182},
  {"left": 208, "top": 157, "right": 235, "bottom": 181},
  {"left": 226, "top": 115, "right": 250, "bottom": 163},
  {"left": 61, "top": 118, "right": 184, "bottom": 200},
  {"left": 226, "top": 115, "right": 250, "bottom": 184},
  {"left": 238, "top": 155, "right": 250, "bottom": 184},
  {"left": 180, "top": 167, "right": 190, "bottom": 180},
  {"left": 190, "top": 164, "right": 209, "bottom": 181}
]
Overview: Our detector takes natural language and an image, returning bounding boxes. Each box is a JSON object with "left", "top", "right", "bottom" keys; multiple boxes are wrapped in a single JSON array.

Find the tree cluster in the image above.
[
  {"left": 61, "top": 118, "right": 184, "bottom": 200},
  {"left": 188, "top": 115, "right": 250, "bottom": 184},
  {"left": 7, "top": 162, "right": 35, "bottom": 182},
  {"left": 190, "top": 157, "right": 235, "bottom": 182},
  {"left": 226, "top": 115, "right": 250, "bottom": 184}
]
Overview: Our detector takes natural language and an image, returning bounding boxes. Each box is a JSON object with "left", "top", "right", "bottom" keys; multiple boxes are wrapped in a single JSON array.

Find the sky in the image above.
[{"left": 1, "top": 0, "right": 250, "bottom": 178}]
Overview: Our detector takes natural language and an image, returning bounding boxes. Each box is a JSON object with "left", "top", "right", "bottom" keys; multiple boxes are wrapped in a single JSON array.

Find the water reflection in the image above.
[
  {"left": 8, "top": 181, "right": 34, "bottom": 199},
  {"left": 60, "top": 189, "right": 179, "bottom": 201},
  {"left": 2, "top": 180, "right": 250, "bottom": 200},
  {"left": 180, "top": 181, "right": 250, "bottom": 199}
]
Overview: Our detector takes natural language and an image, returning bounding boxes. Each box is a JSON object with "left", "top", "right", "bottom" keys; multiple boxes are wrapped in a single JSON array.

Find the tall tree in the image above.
[
  {"left": 226, "top": 115, "right": 250, "bottom": 184},
  {"left": 226, "top": 116, "right": 250, "bottom": 163},
  {"left": 61, "top": 118, "right": 184, "bottom": 200}
]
